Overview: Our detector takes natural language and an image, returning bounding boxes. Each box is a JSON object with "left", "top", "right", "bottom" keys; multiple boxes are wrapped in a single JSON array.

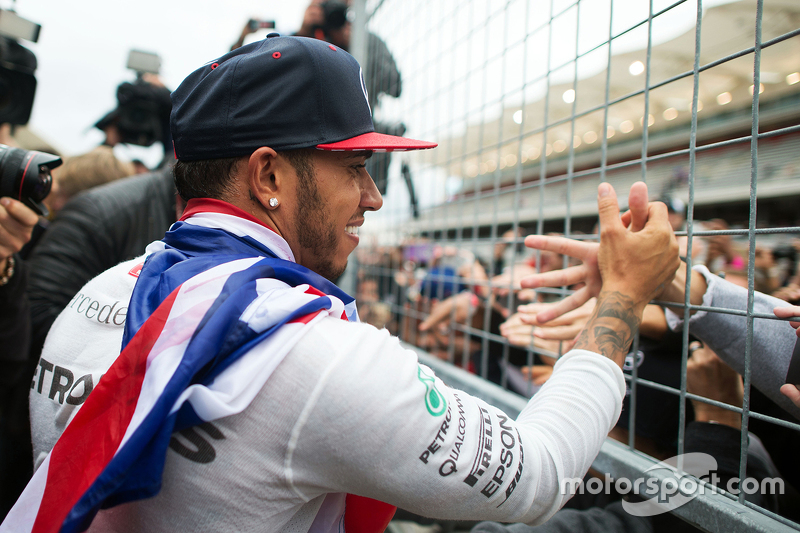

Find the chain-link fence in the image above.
[{"left": 351, "top": 0, "right": 800, "bottom": 530}]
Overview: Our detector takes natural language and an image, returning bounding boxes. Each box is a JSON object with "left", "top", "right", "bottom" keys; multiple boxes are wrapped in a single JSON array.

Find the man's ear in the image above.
[{"left": 247, "top": 147, "right": 282, "bottom": 209}]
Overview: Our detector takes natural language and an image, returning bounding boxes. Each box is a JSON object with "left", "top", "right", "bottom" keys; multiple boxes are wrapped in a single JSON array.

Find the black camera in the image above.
[
  {"left": 94, "top": 78, "right": 171, "bottom": 147},
  {"left": 314, "top": 1, "right": 349, "bottom": 36},
  {"left": 113, "top": 79, "right": 172, "bottom": 147},
  {"left": 0, "top": 10, "right": 42, "bottom": 125},
  {"left": 0, "top": 38, "right": 35, "bottom": 125},
  {"left": 0, "top": 144, "right": 60, "bottom": 216},
  {"left": 94, "top": 50, "right": 172, "bottom": 147}
]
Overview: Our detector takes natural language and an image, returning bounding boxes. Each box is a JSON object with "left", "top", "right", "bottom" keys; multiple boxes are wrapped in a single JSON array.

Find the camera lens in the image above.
[
  {"left": 31, "top": 168, "right": 51, "bottom": 197},
  {"left": 0, "top": 144, "right": 61, "bottom": 216}
]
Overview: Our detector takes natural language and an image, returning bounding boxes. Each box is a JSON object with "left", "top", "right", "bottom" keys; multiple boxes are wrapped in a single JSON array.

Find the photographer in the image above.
[
  {"left": 93, "top": 73, "right": 173, "bottom": 168},
  {"left": 0, "top": 14, "right": 63, "bottom": 518},
  {"left": 0, "top": 197, "right": 39, "bottom": 519}
]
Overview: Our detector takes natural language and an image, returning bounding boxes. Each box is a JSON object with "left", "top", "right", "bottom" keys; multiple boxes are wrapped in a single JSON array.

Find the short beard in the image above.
[{"left": 294, "top": 162, "right": 345, "bottom": 282}]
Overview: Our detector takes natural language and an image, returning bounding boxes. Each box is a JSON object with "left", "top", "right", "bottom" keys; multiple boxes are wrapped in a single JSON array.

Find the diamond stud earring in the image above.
[{"left": 268, "top": 198, "right": 279, "bottom": 208}]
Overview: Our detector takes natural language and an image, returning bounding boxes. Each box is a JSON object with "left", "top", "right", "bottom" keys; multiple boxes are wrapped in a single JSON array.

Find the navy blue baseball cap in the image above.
[{"left": 170, "top": 34, "right": 436, "bottom": 160}]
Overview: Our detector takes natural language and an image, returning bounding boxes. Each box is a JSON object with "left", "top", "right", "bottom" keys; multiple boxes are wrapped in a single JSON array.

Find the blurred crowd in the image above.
[{"left": 356, "top": 207, "right": 800, "bottom": 363}]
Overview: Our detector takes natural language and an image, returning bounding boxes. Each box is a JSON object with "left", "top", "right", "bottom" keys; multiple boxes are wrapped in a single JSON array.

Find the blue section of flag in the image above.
[{"left": 125, "top": 221, "right": 352, "bottom": 345}]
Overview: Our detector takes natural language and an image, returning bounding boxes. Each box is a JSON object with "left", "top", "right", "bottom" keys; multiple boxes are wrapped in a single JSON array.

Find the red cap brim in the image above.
[{"left": 316, "top": 131, "right": 437, "bottom": 152}]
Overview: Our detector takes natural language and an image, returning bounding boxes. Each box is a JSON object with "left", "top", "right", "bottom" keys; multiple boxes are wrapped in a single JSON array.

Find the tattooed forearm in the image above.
[
  {"left": 592, "top": 325, "right": 634, "bottom": 356},
  {"left": 573, "top": 291, "right": 642, "bottom": 366}
]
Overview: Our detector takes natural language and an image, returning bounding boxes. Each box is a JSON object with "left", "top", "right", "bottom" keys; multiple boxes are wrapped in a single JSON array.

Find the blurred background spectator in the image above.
[{"left": 43, "top": 146, "right": 135, "bottom": 216}]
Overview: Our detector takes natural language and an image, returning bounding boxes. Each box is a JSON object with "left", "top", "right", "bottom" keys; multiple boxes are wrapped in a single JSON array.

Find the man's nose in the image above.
[{"left": 361, "top": 172, "right": 383, "bottom": 212}]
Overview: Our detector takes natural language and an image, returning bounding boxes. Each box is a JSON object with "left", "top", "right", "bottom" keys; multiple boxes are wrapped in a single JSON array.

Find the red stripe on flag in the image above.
[
  {"left": 302, "top": 285, "right": 350, "bottom": 324},
  {"left": 344, "top": 495, "right": 396, "bottom": 533},
  {"left": 288, "top": 309, "right": 323, "bottom": 325},
  {"left": 304, "top": 286, "right": 326, "bottom": 297},
  {"left": 32, "top": 287, "right": 182, "bottom": 533}
]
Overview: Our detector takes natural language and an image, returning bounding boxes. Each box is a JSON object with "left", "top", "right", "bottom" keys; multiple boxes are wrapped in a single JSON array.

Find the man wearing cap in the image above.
[{"left": 4, "top": 36, "right": 679, "bottom": 532}]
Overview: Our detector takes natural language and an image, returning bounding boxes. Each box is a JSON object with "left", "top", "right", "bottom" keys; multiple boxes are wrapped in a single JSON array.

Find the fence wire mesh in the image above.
[{"left": 352, "top": 0, "right": 800, "bottom": 530}]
